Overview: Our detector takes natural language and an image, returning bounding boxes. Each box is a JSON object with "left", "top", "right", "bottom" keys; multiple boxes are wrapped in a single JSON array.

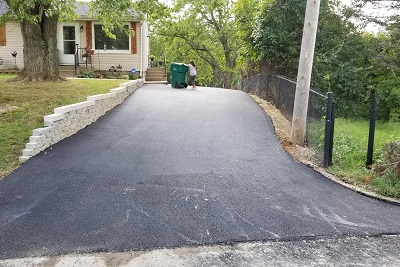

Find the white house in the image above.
[{"left": 0, "top": 1, "right": 150, "bottom": 78}]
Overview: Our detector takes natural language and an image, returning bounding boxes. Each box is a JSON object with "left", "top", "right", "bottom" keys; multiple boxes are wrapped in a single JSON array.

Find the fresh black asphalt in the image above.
[{"left": 1, "top": 84, "right": 400, "bottom": 260}]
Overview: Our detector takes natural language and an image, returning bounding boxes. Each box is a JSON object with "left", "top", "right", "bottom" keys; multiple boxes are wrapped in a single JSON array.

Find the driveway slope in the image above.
[{"left": 1, "top": 85, "right": 399, "bottom": 260}]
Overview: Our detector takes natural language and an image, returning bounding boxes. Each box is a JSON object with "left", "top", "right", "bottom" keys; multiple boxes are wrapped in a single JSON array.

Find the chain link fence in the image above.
[{"left": 237, "top": 74, "right": 329, "bottom": 166}]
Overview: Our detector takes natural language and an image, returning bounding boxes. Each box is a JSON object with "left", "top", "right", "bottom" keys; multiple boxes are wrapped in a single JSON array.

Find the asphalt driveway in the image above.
[{"left": 1, "top": 84, "right": 400, "bottom": 260}]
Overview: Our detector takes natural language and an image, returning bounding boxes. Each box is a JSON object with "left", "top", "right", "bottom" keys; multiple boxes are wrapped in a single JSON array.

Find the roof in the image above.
[{"left": 0, "top": 1, "right": 138, "bottom": 20}]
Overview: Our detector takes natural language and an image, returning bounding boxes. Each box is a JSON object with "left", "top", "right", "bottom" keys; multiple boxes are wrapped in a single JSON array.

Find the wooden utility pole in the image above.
[{"left": 291, "top": 0, "right": 321, "bottom": 145}]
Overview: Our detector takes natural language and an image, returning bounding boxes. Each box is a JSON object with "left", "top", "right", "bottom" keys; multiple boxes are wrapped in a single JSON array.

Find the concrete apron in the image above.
[{"left": 1, "top": 235, "right": 400, "bottom": 267}]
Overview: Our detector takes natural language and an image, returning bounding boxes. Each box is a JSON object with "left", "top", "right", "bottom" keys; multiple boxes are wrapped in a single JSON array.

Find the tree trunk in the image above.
[{"left": 16, "top": 14, "right": 62, "bottom": 82}]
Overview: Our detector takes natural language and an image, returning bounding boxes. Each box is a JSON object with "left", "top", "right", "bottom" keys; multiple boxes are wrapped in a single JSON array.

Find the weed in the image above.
[
  {"left": 373, "top": 139, "right": 400, "bottom": 178},
  {"left": 371, "top": 174, "right": 400, "bottom": 199}
]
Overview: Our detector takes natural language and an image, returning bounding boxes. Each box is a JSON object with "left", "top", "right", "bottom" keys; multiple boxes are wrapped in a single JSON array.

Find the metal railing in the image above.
[{"left": 74, "top": 44, "right": 93, "bottom": 76}]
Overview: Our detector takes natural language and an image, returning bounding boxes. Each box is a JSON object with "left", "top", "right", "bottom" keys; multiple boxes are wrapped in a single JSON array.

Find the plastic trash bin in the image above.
[{"left": 171, "top": 63, "right": 188, "bottom": 88}]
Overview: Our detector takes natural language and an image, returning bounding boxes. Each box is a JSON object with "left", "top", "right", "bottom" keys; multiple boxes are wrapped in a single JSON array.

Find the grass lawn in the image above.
[
  {"left": 0, "top": 74, "right": 125, "bottom": 178},
  {"left": 330, "top": 118, "right": 400, "bottom": 198}
]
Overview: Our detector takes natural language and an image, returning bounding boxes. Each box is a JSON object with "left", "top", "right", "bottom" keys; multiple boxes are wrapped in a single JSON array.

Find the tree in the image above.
[
  {"left": 154, "top": 0, "right": 239, "bottom": 88},
  {"left": 232, "top": 0, "right": 267, "bottom": 77},
  {"left": 0, "top": 0, "right": 161, "bottom": 82}
]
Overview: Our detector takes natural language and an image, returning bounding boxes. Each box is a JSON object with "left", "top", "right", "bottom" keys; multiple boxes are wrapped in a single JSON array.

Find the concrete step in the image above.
[
  {"left": 146, "top": 74, "right": 166, "bottom": 79},
  {"left": 144, "top": 80, "right": 168, "bottom": 84},
  {"left": 146, "top": 68, "right": 166, "bottom": 76},
  {"left": 147, "top": 67, "right": 166, "bottom": 73}
]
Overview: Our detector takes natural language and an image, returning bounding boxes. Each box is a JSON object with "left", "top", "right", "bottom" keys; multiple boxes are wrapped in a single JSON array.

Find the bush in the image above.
[
  {"left": 374, "top": 139, "right": 400, "bottom": 179},
  {"left": 117, "top": 75, "right": 129, "bottom": 80},
  {"left": 79, "top": 72, "right": 96, "bottom": 78},
  {"left": 128, "top": 74, "right": 136, "bottom": 80}
]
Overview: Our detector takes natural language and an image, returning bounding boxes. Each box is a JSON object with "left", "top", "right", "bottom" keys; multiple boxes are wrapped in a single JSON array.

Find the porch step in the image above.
[{"left": 146, "top": 67, "right": 167, "bottom": 83}]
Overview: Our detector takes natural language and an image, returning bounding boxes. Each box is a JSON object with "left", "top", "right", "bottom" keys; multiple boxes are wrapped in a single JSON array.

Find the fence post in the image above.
[
  {"left": 366, "top": 90, "right": 377, "bottom": 167},
  {"left": 323, "top": 92, "right": 333, "bottom": 168},
  {"left": 328, "top": 102, "right": 335, "bottom": 166}
]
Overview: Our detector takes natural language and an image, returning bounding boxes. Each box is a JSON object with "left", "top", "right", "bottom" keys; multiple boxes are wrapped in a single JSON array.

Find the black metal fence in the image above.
[{"left": 237, "top": 74, "right": 334, "bottom": 167}]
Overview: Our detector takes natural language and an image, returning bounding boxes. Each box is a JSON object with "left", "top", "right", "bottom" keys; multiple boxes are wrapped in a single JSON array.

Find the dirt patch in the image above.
[
  {"left": 254, "top": 96, "right": 318, "bottom": 167},
  {"left": 0, "top": 104, "right": 17, "bottom": 115}
]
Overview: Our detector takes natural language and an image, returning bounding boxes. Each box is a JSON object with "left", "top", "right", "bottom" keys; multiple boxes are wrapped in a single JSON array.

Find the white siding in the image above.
[
  {"left": 0, "top": 20, "right": 147, "bottom": 73},
  {"left": 0, "top": 22, "right": 24, "bottom": 69},
  {"left": 77, "top": 20, "right": 142, "bottom": 73}
]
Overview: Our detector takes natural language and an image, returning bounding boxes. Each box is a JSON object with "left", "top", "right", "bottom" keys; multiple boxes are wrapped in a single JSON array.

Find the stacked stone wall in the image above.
[{"left": 19, "top": 79, "right": 144, "bottom": 162}]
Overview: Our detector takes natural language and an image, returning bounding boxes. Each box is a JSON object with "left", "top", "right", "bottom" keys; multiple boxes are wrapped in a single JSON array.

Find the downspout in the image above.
[{"left": 140, "top": 21, "right": 143, "bottom": 78}]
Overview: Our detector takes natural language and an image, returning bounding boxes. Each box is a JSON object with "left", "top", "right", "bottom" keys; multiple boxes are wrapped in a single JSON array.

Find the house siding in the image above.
[
  {"left": 77, "top": 21, "right": 142, "bottom": 73},
  {"left": 1, "top": 20, "right": 145, "bottom": 73},
  {"left": 0, "top": 22, "right": 24, "bottom": 69}
]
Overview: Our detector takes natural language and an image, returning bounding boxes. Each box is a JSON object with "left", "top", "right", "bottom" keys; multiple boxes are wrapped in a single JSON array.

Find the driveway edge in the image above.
[
  {"left": 253, "top": 95, "right": 400, "bottom": 206},
  {"left": 19, "top": 79, "right": 144, "bottom": 163}
]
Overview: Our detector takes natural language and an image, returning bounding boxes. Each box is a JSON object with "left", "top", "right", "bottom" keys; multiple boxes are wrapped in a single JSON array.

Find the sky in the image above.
[
  {"left": 78, "top": 0, "right": 396, "bottom": 33},
  {"left": 340, "top": 0, "right": 400, "bottom": 32}
]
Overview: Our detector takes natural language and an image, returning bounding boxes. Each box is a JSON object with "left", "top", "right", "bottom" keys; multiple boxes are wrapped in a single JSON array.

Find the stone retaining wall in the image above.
[{"left": 19, "top": 79, "right": 144, "bottom": 162}]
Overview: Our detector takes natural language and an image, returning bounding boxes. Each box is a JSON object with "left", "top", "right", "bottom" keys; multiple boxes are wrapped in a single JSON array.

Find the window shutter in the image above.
[
  {"left": 86, "top": 21, "right": 92, "bottom": 48},
  {"left": 131, "top": 22, "right": 137, "bottom": 54},
  {"left": 0, "top": 25, "right": 6, "bottom": 46}
]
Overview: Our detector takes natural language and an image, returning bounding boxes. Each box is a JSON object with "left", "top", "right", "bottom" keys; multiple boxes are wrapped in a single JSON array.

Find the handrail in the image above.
[
  {"left": 74, "top": 44, "right": 79, "bottom": 76},
  {"left": 163, "top": 52, "right": 167, "bottom": 77}
]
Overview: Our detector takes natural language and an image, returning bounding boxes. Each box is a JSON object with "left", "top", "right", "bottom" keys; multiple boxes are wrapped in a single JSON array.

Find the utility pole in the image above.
[{"left": 291, "top": 0, "right": 321, "bottom": 145}]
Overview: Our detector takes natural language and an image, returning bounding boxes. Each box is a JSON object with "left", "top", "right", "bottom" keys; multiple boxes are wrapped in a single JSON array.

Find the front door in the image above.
[{"left": 60, "top": 24, "right": 78, "bottom": 65}]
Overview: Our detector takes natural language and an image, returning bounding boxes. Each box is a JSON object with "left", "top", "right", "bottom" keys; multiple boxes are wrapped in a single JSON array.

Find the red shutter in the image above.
[
  {"left": 86, "top": 21, "right": 92, "bottom": 48},
  {"left": 131, "top": 22, "right": 137, "bottom": 54},
  {"left": 0, "top": 25, "right": 6, "bottom": 46}
]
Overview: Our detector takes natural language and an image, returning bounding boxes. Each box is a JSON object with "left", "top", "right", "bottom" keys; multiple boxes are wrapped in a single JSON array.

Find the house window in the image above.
[{"left": 94, "top": 24, "right": 130, "bottom": 51}]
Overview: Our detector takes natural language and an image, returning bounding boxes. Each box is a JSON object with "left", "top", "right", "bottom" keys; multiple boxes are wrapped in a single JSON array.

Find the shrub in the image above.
[
  {"left": 373, "top": 139, "right": 400, "bottom": 179},
  {"left": 79, "top": 71, "right": 96, "bottom": 78},
  {"left": 117, "top": 75, "right": 129, "bottom": 80}
]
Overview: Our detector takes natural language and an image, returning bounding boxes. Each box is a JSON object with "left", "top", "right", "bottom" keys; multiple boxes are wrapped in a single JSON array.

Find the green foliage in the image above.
[
  {"left": 152, "top": 0, "right": 239, "bottom": 88},
  {"left": 374, "top": 139, "right": 400, "bottom": 180},
  {"left": 1, "top": 0, "right": 77, "bottom": 23},
  {"left": 79, "top": 72, "right": 96, "bottom": 78},
  {"left": 328, "top": 118, "right": 400, "bottom": 198},
  {"left": 332, "top": 131, "right": 367, "bottom": 169},
  {"left": 117, "top": 75, "right": 129, "bottom": 80},
  {"left": 371, "top": 175, "right": 400, "bottom": 199},
  {"left": 232, "top": 0, "right": 266, "bottom": 76},
  {"left": 252, "top": 0, "right": 306, "bottom": 75},
  {"left": 239, "top": 0, "right": 400, "bottom": 119}
]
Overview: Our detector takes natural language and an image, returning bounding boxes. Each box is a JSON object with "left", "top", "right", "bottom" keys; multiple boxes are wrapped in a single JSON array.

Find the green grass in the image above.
[
  {"left": 0, "top": 74, "right": 124, "bottom": 178},
  {"left": 328, "top": 118, "right": 400, "bottom": 198},
  {"left": 371, "top": 175, "right": 400, "bottom": 199}
]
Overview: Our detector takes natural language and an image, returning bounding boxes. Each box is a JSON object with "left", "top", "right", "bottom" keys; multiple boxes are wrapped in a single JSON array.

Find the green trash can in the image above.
[{"left": 171, "top": 63, "right": 188, "bottom": 88}]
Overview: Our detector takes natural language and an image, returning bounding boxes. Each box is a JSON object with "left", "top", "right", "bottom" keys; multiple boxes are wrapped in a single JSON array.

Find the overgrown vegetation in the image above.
[
  {"left": 0, "top": 74, "right": 123, "bottom": 178},
  {"left": 325, "top": 118, "right": 400, "bottom": 198}
]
